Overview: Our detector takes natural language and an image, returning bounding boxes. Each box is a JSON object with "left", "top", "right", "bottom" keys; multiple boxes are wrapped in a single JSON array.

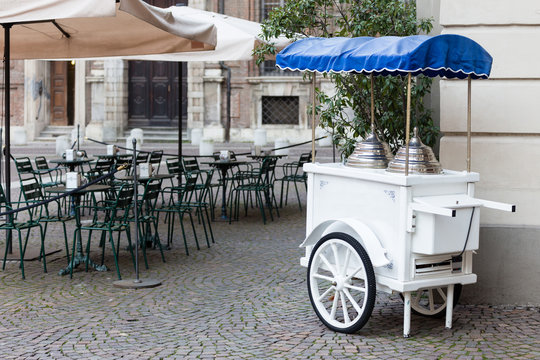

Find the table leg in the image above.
[
  {"left": 58, "top": 194, "right": 108, "bottom": 276},
  {"left": 220, "top": 167, "right": 229, "bottom": 221}
]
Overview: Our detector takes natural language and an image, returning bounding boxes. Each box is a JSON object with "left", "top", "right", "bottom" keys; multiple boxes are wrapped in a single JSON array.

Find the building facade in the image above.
[
  {"left": 8, "top": 0, "right": 314, "bottom": 145},
  {"left": 419, "top": 0, "right": 540, "bottom": 305}
]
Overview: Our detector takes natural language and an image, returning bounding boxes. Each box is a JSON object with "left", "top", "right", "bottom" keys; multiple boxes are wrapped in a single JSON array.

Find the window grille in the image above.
[
  {"left": 261, "top": 0, "right": 285, "bottom": 21},
  {"left": 262, "top": 96, "right": 299, "bottom": 125}
]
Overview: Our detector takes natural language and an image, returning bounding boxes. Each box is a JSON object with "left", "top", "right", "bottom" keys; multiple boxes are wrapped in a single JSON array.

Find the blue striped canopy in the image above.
[{"left": 276, "top": 34, "right": 492, "bottom": 79}]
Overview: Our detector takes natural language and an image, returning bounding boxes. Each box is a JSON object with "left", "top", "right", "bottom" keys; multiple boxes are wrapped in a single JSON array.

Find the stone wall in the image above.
[{"left": 433, "top": 0, "right": 540, "bottom": 305}]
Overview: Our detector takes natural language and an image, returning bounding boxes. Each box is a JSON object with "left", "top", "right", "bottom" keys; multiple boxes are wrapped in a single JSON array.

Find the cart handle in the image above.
[
  {"left": 409, "top": 203, "right": 456, "bottom": 217},
  {"left": 475, "top": 199, "right": 516, "bottom": 212}
]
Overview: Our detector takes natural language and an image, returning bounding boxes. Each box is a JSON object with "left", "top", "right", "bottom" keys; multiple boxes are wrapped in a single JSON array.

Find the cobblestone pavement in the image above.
[{"left": 0, "top": 142, "right": 538, "bottom": 359}]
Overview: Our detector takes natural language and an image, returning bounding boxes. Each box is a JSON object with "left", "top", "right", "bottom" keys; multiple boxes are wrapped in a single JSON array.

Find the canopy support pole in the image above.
[
  {"left": 405, "top": 73, "right": 411, "bottom": 176},
  {"left": 467, "top": 75, "right": 472, "bottom": 172},
  {"left": 311, "top": 72, "right": 316, "bottom": 163},
  {"left": 3, "top": 24, "right": 12, "bottom": 204},
  {"left": 370, "top": 74, "right": 375, "bottom": 127}
]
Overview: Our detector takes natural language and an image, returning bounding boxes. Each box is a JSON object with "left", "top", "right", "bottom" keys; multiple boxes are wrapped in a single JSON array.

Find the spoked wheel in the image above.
[
  {"left": 406, "top": 284, "right": 462, "bottom": 318},
  {"left": 307, "top": 232, "right": 376, "bottom": 333}
]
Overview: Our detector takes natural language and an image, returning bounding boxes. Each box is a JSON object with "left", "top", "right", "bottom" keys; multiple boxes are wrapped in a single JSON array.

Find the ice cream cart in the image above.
[{"left": 276, "top": 35, "right": 515, "bottom": 337}]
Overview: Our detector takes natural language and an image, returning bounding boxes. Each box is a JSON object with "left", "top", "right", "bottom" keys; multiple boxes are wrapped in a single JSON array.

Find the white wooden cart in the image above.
[{"left": 277, "top": 35, "right": 515, "bottom": 337}]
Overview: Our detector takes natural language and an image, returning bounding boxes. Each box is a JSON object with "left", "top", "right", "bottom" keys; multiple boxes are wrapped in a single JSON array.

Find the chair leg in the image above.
[
  {"left": 108, "top": 230, "right": 122, "bottom": 280},
  {"left": 151, "top": 218, "right": 166, "bottom": 263},
  {"left": 125, "top": 226, "right": 136, "bottom": 272},
  {"left": 293, "top": 181, "right": 302, "bottom": 211},
  {"left": 187, "top": 211, "right": 200, "bottom": 250},
  {"left": 38, "top": 225, "right": 47, "bottom": 273},
  {"left": 18, "top": 230, "right": 26, "bottom": 280},
  {"left": 61, "top": 222, "right": 70, "bottom": 265},
  {"left": 178, "top": 213, "right": 189, "bottom": 256}
]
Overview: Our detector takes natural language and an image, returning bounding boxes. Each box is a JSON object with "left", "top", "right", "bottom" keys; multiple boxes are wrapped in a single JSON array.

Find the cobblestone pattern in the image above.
[{"left": 0, "top": 143, "right": 538, "bottom": 359}]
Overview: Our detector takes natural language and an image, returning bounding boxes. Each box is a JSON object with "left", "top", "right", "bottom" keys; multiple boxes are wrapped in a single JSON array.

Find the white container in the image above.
[
  {"left": 56, "top": 136, "right": 70, "bottom": 156},
  {"left": 130, "top": 128, "right": 144, "bottom": 145},
  {"left": 65, "top": 149, "right": 74, "bottom": 161},
  {"left": 199, "top": 138, "right": 214, "bottom": 156},
  {"left": 139, "top": 163, "right": 153, "bottom": 178},
  {"left": 275, "top": 138, "right": 290, "bottom": 156},
  {"left": 191, "top": 128, "right": 203, "bottom": 145},
  {"left": 65, "top": 172, "right": 81, "bottom": 189},
  {"left": 107, "top": 145, "right": 117, "bottom": 155},
  {"left": 254, "top": 128, "right": 267, "bottom": 146},
  {"left": 219, "top": 150, "right": 230, "bottom": 161}
]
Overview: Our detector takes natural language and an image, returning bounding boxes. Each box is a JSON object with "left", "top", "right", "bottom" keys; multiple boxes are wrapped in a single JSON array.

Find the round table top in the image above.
[
  {"left": 49, "top": 158, "right": 94, "bottom": 165},
  {"left": 44, "top": 184, "right": 111, "bottom": 194},
  {"left": 115, "top": 174, "right": 173, "bottom": 182}
]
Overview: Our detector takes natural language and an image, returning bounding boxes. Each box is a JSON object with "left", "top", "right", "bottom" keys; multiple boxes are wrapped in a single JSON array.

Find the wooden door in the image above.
[
  {"left": 50, "top": 62, "right": 68, "bottom": 125},
  {"left": 50, "top": 61, "right": 75, "bottom": 126},
  {"left": 127, "top": 0, "right": 187, "bottom": 129}
]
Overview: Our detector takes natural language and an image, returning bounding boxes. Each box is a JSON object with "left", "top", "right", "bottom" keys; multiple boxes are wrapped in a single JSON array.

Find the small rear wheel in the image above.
[
  {"left": 307, "top": 232, "right": 376, "bottom": 333},
  {"left": 405, "top": 284, "right": 462, "bottom": 318}
]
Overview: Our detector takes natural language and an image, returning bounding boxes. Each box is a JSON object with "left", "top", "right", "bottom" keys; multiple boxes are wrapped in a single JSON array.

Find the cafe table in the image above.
[
  {"left": 49, "top": 157, "right": 93, "bottom": 172},
  {"left": 45, "top": 184, "right": 111, "bottom": 276},
  {"left": 201, "top": 160, "right": 246, "bottom": 221}
]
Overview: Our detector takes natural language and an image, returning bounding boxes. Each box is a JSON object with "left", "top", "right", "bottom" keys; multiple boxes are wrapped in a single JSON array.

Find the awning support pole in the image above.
[
  {"left": 370, "top": 74, "right": 375, "bottom": 127},
  {"left": 467, "top": 75, "right": 472, "bottom": 172},
  {"left": 405, "top": 73, "right": 411, "bottom": 176},
  {"left": 311, "top": 72, "right": 316, "bottom": 163}
]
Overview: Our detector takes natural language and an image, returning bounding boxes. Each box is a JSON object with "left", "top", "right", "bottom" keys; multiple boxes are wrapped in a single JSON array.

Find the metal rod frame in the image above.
[
  {"left": 405, "top": 73, "right": 411, "bottom": 176},
  {"left": 311, "top": 72, "right": 316, "bottom": 163},
  {"left": 467, "top": 75, "right": 472, "bottom": 172}
]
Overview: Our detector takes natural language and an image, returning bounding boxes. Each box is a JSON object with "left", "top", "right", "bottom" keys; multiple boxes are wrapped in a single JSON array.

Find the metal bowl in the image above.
[
  {"left": 346, "top": 127, "right": 393, "bottom": 169},
  {"left": 386, "top": 127, "right": 442, "bottom": 174}
]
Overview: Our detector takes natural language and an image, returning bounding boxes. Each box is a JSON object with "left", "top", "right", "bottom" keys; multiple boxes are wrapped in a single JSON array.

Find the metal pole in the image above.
[
  {"left": 405, "top": 73, "right": 411, "bottom": 176},
  {"left": 311, "top": 72, "right": 316, "bottom": 163},
  {"left": 3, "top": 24, "right": 12, "bottom": 204},
  {"left": 178, "top": 61, "right": 183, "bottom": 185},
  {"left": 77, "top": 124, "right": 80, "bottom": 151},
  {"left": 132, "top": 138, "right": 140, "bottom": 283},
  {"left": 467, "top": 75, "right": 472, "bottom": 172},
  {"left": 370, "top": 74, "right": 375, "bottom": 126}
]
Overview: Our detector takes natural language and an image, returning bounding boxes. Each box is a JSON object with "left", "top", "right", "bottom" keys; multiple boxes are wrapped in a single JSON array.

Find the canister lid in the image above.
[
  {"left": 346, "top": 125, "right": 393, "bottom": 169},
  {"left": 386, "top": 127, "right": 442, "bottom": 174}
]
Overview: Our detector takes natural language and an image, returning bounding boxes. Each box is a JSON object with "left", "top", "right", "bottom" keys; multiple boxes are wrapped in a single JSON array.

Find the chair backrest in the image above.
[
  {"left": 149, "top": 150, "right": 163, "bottom": 172},
  {"left": 166, "top": 158, "right": 181, "bottom": 175},
  {"left": 19, "top": 175, "right": 46, "bottom": 219},
  {"left": 181, "top": 174, "right": 198, "bottom": 202},
  {"left": 93, "top": 157, "right": 114, "bottom": 173},
  {"left": 34, "top": 156, "right": 49, "bottom": 171},
  {"left": 142, "top": 179, "right": 161, "bottom": 204},
  {"left": 115, "top": 184, "right": 134, "bottom": 210},
  {"left": 14, "top": 157, "right": 34, "bottom": 176},
  {"left": 136, "top": 152, "right": 149, "bottom": 165},
  {"left": 182, "top": 157, "right": 200, "bottom": 173}
]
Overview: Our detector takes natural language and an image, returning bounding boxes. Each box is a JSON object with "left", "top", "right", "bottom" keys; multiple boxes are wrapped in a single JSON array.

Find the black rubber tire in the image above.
[
  {"left": 307, "top": 232, "right": 376, "bottom": 333},
  {"left": 400, "top": 284, "right": 462, "bottom": 318}
]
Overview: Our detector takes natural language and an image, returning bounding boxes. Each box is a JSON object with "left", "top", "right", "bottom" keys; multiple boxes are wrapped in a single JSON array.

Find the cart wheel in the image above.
[
  {"left": 307, "top": 232, "right": 376, "bottom": 333},
  {"left": 404, "top": 284, "right": 462, "bottom": 318}
]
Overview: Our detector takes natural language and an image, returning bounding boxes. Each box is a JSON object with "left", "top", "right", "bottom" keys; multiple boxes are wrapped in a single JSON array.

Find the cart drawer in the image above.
[{"left": 411, "top": 194, "right": 481, "bottom": 255}]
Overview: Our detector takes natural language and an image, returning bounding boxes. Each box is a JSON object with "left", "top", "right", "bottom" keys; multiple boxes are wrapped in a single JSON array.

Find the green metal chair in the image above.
[
  {"left": 77, "top": 183, "right": 135, "bottom": 280},
  {"left": 18, "top": 175, "right": 73, "bottom": 268},
  {"left": 229, "top": 157, "right": 279, "bottom": 224},
  {"left": 275, "top": 152, "right": 312, "bottom": 210},
  {"left": 132, "top": 179, "right": 166, "bottom": 269},
  {"left": 34, "top": 156, "right": 65, "bottom": 189},
  {"left": 155, "top": 175, "right": 200, "bottom": 255},
  {"left": 0, "top": 183, "right": 45, "bottom": 279}
]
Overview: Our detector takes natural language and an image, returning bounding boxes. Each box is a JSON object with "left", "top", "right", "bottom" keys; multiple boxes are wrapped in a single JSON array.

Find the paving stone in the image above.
[{"left": 0, "top": 142, "right": 538, "bottom": 359}]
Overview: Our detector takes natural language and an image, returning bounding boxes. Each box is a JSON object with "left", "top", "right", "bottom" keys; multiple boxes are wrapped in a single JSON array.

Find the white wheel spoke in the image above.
[
  {"left": 343, "top": 288, "right": 363, "bottom": 315},
  {"left": 344, "top": 283, "right": 366, "bottom": 293},
  {"left": 428, "top": 289, "right": 435, "bottom": 312},
  {"left": 345, "top": 266, "right": 364, "bottom": 281},
  {"left": 343, "top": 248, "right": 352, "bottom": 277},
  {"left": 319, "top": 254, "right": 337, "bottom": 276},
  {"left": 330, "top": 290, "right": 340, "bottom": 320},
  {"left": 313, "top": 272, "right": 334, "bottom": 283},
  {"left": 437, "top": 287, "right": 447, "bottom": 301},
  {"left": 317, "top": 285, "right": 335, "bottom": 302},
  {"left": 340, "top": 291, "right": 350, "bottom": 324},
  {"left": 331, "top": 243, "right": 341, "bottom": 274}
]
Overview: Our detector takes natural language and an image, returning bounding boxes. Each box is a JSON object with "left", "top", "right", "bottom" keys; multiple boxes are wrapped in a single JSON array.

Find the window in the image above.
[
  {"left": 262, "top": 96, "right": 299, "bottom": 125},
  {"left": 261, "top": 0, "right": 285, "bottom": 21}
]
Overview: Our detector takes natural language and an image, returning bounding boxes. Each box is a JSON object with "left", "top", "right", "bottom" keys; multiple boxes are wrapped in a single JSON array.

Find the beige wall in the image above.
[{"left": 435, "top": 0, "right": 540, "bottom": 305}]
